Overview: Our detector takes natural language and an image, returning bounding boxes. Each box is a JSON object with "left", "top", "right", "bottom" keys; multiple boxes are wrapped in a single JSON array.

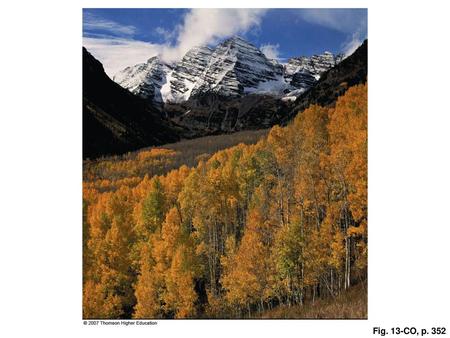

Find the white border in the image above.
[{"left": 1, "top": 1, "right": 449, "bottom": 337}]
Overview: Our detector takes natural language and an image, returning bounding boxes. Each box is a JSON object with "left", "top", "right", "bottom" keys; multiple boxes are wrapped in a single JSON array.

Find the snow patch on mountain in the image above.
[
  {"left": 244, "top": 75, "right": 288, "bottom": 95},
  {"left": 113, "top": 56, "right": 172, "bottom": 104},
  {"left": 160, "top": 70, "right": 175, "bottom": 102}
]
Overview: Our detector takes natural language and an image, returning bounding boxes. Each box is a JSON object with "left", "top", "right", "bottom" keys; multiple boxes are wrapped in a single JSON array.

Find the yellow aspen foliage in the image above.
[
  {"left": 271, "top": 218, "right": 304, "bottom": 302},
  {"left": 83, "top": 280, "right": 123, "bottom": 319},
  {"left": 161, "top": 207, "right": 183, "bottom": 259},
  {"left": 330, "top": 228, "right": 346, "bottom": 270},
  {"left": 135, "top": 207, "right": 199, "bottom": 318},
  {"left": 327, "top": 83, "right": 367, "bottom": 224},
  {"left": 267, "top": 125, "right": 292, "bottom": 169},
  {"left": 164, "top": 244, "right": 198, "bottom": 318},
  {"left": 221, "top": 209, "right": 273, "bottom": 309},
  {"left": 162, "top": 165, "right": 190, "bottom": 209},
  {"left": 136, "top": 177, "right": 166, "bottom": 239},
  {"left": 133, "top": 241, "right": 165, "bottom": 319},
  {"left": 84, "top": 186, "right": 136, "bottom": 318}
]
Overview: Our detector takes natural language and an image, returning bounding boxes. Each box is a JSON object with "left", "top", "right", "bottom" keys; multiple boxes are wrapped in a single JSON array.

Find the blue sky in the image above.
[{"left": 83, "top": 8, "right": 367, "bottom": 77}]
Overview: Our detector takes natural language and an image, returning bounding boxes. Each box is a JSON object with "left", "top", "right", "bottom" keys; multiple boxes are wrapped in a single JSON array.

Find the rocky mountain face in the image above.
[
  {"left": 164, "top": 93, "right": 292, "bottom": 136},
  {"left": 284, "top": 52, "right": 343, "bottom": 80},
  {"left": 188, "top": 36, "right": 284, "bottom": 98},
  {"left": 283, "top": 52, "right": 343, "bottom": 95},
  {"left": 83, "top": 48, "right": 179, "bottom": 159},
  {"left": 113, "top": 36, "right": 339, "bottom": 105},
  {"left": 111, "top": 36, "right": 347, "bottom": 133},
  {"left": 113, "top": 56, "right": 173, "bottom": 105},
  {"left": 163, "top": 46, "right": 213, "bottom": 103},
  {"left": 167, "top": 40, "right": 367, "bottom": 134}
]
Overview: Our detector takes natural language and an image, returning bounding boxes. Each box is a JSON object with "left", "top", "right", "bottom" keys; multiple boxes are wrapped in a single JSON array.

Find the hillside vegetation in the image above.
[
  {"left": 83, "top": 129, "right": 269, "bottom": 191},
  {"left": 83, "top": 84, "right": 367, "bottom": 319}
]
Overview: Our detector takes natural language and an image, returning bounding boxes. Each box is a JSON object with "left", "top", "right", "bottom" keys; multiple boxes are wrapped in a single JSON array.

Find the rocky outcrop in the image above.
[
  {"left": 284, "top": 52, "right": 343, "bottom": 82},
  {"left": 165, "top": 46, "right": 213, "bottom": 102}
]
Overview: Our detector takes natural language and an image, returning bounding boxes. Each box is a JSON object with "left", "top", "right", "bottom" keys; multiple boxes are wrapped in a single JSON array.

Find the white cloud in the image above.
[
  {"left": 83, "top": 9, "right": 268, "bottom": 77},
  {"left": 260, "top": 43, "right": 280, "bottom": 60},
  {"left": 342, "top": 31, "right": 365, "bottom": 57},
  {"left": 161, "top": 9, "right": 267, "bottom": 61},
  {"left": 155, "top": 26, "right": 178, "bottom": 42},
  {"left": 83, "top": 37, "right": 163, "bottom": 77},
  {"left": 83, "top": 13, "right": 136, "bottom": 37}
]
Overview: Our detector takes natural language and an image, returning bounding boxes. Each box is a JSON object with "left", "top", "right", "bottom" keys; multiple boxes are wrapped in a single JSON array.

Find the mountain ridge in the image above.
[
  {"left": 282, "top": 39, "right": 368, "bottom": 124},
  {"left": 113, "top": 36, "right": 342, "bottom": 105},
  {"left": 83, "top": 39, "right": 367, "bottom": 157}
]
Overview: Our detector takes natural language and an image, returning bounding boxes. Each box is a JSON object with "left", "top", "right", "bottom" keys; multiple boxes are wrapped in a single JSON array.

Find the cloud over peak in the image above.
[
  {"left": 83, "top": 9, "right": 268, "bottom": 77},
  {"left": 83, "top": 9, "right": 368, "bottom": 77},
  {"left": 82, "top": 37, "right": 164, "bottom": 77},
  {"left": 161, "top": 9, "right": 267, "bottom": 62},
  {"left": 260, "top": 43, "right": 280, "bottom": 60}
]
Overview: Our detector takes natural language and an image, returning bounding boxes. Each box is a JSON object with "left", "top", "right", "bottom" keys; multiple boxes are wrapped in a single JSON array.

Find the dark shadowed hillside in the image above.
[{"left": 83, "top": 48, "right": 180, "bottom": 159}]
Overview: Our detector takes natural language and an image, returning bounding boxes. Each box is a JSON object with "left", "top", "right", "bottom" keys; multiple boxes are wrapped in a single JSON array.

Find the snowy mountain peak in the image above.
[
  {"left": 147, "top": 55, "right": 159, "bottom": 62},
  {"left": 188, "top": 35, "right": 284, "bottom": 98},
  {"left": 113, "top": 37, "right": 342, "bottom": 104},
  {"left": 113, "top": 55, "right": 173, "bottom": 104},
  {"left": 222, "top": 35, "right": 258, "bottom": 49},
  {"left": 284, "top": 51, "right": 342, "bottom": 81}
]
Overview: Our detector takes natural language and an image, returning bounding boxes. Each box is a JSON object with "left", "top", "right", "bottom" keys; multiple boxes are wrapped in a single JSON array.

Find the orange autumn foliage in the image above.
[{"left": 83, "top": 84, "right": 368, "bottom": 318}]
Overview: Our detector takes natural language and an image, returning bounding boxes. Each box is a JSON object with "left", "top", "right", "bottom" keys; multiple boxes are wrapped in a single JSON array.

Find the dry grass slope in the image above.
[
  {"left": 84, "top": 129, "right": 269, "bottom": 183},
  {"left": 260, "top": 283, "right": 367, "bottom": 319}
]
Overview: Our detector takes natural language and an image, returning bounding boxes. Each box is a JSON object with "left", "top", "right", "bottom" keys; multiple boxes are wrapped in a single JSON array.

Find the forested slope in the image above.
[
  {"left": 83, "top": 129, "right": 269, "bottom": 185},
  {"left": 83, "top": 83, "right": 367, "bottom": 319}
]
